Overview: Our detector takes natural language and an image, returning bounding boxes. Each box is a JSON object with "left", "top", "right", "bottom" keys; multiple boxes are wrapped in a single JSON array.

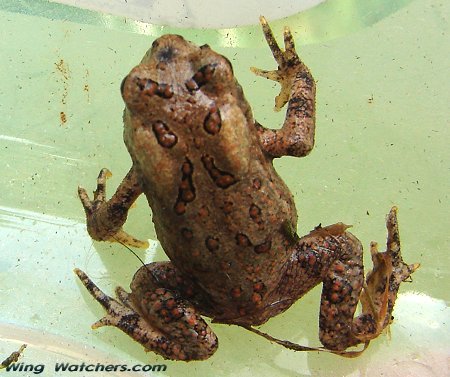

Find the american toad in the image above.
[{"left": 75, "top": 17, "right": 419, "bottom": 360}]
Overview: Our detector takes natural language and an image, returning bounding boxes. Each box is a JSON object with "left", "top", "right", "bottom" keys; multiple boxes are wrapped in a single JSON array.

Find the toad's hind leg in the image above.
[
  {"left": 74, "top": 265, "right": 218, "bottom": 361},
  {"left": 351, "top": 207, "right": 420, "bottom": 343},
  {"left": 246, "top": 208, "right": 418, "bottom": 356},
  {"left": 319, "top": 207, "right": 419, "bottom": 352},
  {"left": 318, "top": 231, "right": 364, "bottom": 350}
]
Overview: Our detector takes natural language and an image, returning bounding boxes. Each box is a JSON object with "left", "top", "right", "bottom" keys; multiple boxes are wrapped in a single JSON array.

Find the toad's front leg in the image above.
[
  {"left": 78, "top": 166, "right": 148, "bottom": 248},
  {"left": 252, "top": 16, "right": 316, "bottom": 158},
  {"left": 74, "top": 264, "right": 218, "bottom": 361}
]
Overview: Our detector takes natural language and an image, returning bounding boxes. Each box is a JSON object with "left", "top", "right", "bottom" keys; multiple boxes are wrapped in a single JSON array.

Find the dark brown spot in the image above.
[
  {"left": 201, "top": 155, "right": 237, "bottom": 189},
  {"left": 156, "top": 61, "right": 168, "bottom": 71},
  {"left": 254, "top": 238, "right": 271, "bottom": 254},
  {"left": 222, "top": 201, "right": 233, "bottom": 214},
  {"left": 236, "top": 233, "right": 251, "bottom": 247},
  {"left": 185, "top": 78, "right": 198, "bottom": 91},
  {"left": 249, "top": 204, "right": 261, "bottom": 220},
  {"left": 159, "top": 83, "right": 174, "bottom": 99},
  {"left": 330, "top": 292, "right": 340, "bottom": 303},
  {"left": 179, "top": 180, "right": 190, "bottom": 190},
  {"left": 181, "top": 189, "right": 195, "bottom": 202},
  {"left": 170, "top": 307, "right": 183, "bottom": 320},
  {"left": 197, "top": 206, "right": 209, "bottom": 219},
  {"left": 253, "top": 282, "right": 265, "bottom": 292},
  {"left": 205, "top": 236, "right": 219, "bottom": 252},
  {"left": 216, "top": 175, "right": 235, "bottom": 188},
  {"left": 191, "top": 249, "right": 200, "bottom": 257},
  {"left": 181, "top": 160, "right": 192, "bottom": 175},
  {"left": 193, "top": 137, "right": 202, "bottom": 149},
  {"left": 252, "top": 178, "right": 262, "bottom": 190},
  {"left": 165, "top": 298, "right": 176, "bottom": 309},
  {"left": 187, "top": 96, "right": 197, "bottom": 104},
  {"left": 251, "top": 292, "right": 262, "bottom": 304},
  {"left": 203, "top": 107, "right": 221, "bottom": 135},
  {"left": 174, "top": 158, "right": 195, "bottom": 215},
  {"left": 152, "top": 121, "right": 178, "bottom": 148},
  {"left": 189, "top": 64, "right": 216, "bottom": 90},
  {"left": 181, "top": 228, "right": 193, "bottom": 240},
  {"left": 231, "top": 287, "right": 242, "bottom": 298}
]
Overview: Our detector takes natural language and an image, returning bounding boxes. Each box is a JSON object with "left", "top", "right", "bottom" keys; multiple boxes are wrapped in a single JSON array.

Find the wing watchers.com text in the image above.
[{"left": 5, "top": 362, "right": 167, "bottom": 374}]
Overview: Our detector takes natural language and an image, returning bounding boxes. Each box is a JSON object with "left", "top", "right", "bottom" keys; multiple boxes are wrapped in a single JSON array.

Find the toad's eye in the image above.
[{"left": 120, "top": 75, "right": 128, "bottom": 95}]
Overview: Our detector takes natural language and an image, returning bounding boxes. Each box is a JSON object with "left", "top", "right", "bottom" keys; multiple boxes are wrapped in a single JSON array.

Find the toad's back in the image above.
[{"left": 121, "top": 34, "right": 297, "bottom": 318}]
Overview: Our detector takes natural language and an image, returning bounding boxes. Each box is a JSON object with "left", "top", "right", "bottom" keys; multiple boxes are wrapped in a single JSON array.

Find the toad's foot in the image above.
[
  {"left": 353, "top": 206, "right": 420, "bottom": 342},
  {"left": 74, "top": 268, "right": 218, "bottom": 361},
  {"left": 78, "top": 167, "right": 149, "bottom": 248},
  {"left": 251, "top": 16, "right": 311, "bottom": 111}
]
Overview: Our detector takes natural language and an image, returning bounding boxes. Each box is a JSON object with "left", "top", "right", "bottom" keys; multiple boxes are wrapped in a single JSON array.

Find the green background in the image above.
[{"left": 1, "top": 0, "right": 448, "bottom": 376}]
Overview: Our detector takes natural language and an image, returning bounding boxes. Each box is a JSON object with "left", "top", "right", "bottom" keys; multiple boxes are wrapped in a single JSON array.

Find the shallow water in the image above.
[{"left": 1, "top": 0, "right": 449, "bottom": 376}]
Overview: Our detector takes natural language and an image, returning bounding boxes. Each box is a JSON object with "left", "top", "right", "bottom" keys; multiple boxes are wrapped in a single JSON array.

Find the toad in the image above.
[{"left": 75, "top": 16, "right": 419, "bottom": 360}]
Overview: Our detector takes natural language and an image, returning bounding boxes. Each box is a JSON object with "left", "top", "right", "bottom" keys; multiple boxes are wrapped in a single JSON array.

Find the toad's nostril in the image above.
[{"left": 157, "top": 45, "right": 176, "bottom": 62}]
